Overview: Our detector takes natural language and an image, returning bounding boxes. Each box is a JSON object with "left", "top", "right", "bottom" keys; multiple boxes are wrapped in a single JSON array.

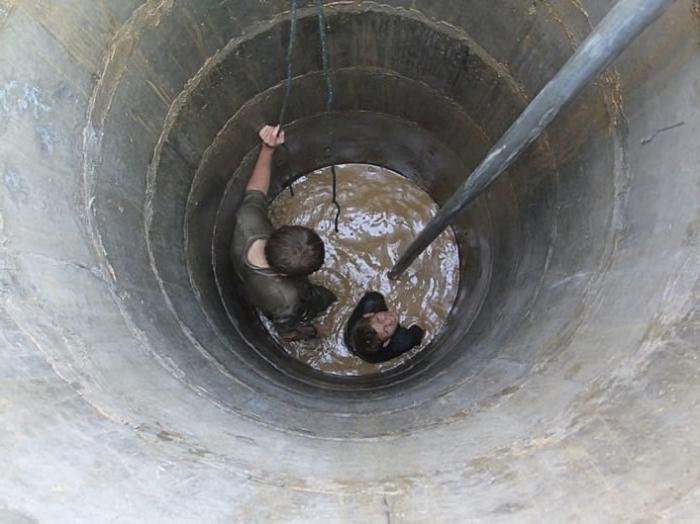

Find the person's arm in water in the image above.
[
  {"left": 277, "top": 283, "right": 336, "bottom": 342},
  {"left": 276, "top": 315, "right": 333, "bottom": 343},
  {"left": 246, "top": 125, "right": 285, "bottom": 195},
  {"left": 276, "top": 323, "right": 320, "bottom": 343}
]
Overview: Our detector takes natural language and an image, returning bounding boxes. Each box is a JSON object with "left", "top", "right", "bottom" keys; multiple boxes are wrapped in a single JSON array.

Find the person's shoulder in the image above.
[
  {"left": 240, "top": 189, "right": 269, "bottom": 210},
  {"left": 386, "top": 324, "right": 424, "bottom": 354},
  {"left": 234, "top": 190, "right": 272, "bottom": 239},
  {"left": 407, "top": 324, "right": 425, "bottom": 344},
  {"left": 244, "top": 189, "right": 268, "bottom": 200}
]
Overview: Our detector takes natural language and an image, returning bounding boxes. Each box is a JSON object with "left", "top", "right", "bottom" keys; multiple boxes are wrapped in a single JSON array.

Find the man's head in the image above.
[
  {"left": 350, "top": 311, "right": 399, "bottom": 353},
  {"left": 265, "top": 225, "right": 325, "bottom": 276}
]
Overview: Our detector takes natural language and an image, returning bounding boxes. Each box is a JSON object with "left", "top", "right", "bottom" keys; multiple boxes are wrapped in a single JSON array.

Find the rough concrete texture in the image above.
[{"left": 0, "top": 0, "right": 698, "bottom": 522}]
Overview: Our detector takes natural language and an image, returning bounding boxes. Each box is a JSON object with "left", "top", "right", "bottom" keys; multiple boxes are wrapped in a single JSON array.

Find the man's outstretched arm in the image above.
[{"left": 246, "top": 124, "right": 285, "bottom": 195}]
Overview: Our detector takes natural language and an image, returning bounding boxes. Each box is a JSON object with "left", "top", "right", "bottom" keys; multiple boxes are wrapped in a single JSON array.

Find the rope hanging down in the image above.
[
  {"left": 277, "top": 0, "right": 341, "bottom": 232},
  {"left": 278, "top": 0, "right": 298, "bottom": 196},
  {"left": 278, "top": 0, "right": 297, "bottom": 127},
  {"left": 316, "top": 0, "right": 341, "bottom": 233}
]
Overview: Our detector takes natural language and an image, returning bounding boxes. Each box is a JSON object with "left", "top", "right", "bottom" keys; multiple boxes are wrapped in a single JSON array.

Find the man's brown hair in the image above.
[
  {"left": 265, "top": 225, "right": 324, "bottom": 276},
  {"left": 349, "top": 317, "right": 382, "bottom": 353}
]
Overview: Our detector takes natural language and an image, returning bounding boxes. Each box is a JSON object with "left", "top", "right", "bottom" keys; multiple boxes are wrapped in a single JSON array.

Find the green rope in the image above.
[
  {"left": 316, "top": 0, "right": 341, "bottom": 233},
  {"left": 278, "top": 0, "right": 297, "bottom": 128},
  {"left": 316, "top": 0, "right": 334, "bottom": 111},
  {"left": 278, "top": 0, "right": 298, "bottom": 196},
  {"left": 277, "top": 0, "right": 297, "bottom": 196},
  {"left": 277, "top": 0, "right": 341, "bottom": 229}
]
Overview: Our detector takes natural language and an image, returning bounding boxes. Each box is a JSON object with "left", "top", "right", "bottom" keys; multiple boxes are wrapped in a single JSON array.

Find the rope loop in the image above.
[
  {"left": 316, "top": 0, "right": 341, "bottom": 232},
  {"left": 277, "top": 0, "right": 341, "bottom": 230}
]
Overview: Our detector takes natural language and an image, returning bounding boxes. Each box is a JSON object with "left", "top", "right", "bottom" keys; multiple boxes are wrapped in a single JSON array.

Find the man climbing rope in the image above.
[{"left": 230, "top": 124, "right": 336, "bottom": 341}]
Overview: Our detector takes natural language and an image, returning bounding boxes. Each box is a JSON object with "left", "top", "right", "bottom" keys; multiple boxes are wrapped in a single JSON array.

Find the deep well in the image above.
[{"left": 1, "top": 0, "right": 699, "bottom": 521}]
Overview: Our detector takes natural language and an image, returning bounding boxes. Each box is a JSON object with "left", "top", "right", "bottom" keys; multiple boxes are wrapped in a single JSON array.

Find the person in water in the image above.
[
  {"left": 231, "top": 124, "right": 336, "bottom": 341},
  {"left": 345, "top": 291, "right": 425, "bottom": 363}
]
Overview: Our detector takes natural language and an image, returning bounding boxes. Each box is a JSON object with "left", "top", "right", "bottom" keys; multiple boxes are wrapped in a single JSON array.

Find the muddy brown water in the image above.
[{"left": 266, "top": 164, "right": 460, "bottom": 376}]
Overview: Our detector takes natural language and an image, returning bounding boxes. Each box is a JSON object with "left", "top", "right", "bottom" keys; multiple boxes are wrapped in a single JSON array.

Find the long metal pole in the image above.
[{"left": 388, "top": 0, "right": 675, "bottom": 280}]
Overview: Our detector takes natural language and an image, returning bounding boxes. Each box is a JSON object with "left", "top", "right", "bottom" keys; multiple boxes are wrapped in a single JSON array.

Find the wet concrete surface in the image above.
[{"left": 267, "top": 164, "right": 459, "bottom": 375}]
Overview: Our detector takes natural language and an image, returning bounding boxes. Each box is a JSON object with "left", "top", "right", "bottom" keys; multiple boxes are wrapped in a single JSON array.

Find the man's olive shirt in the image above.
[{"left": 231, "top": 190, "right": 312, "bottom": 328}]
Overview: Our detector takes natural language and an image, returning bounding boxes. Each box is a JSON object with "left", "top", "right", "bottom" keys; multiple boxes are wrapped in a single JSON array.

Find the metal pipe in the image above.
[{"left": 388, "top": 0, "right": 675, "bottom": 280}]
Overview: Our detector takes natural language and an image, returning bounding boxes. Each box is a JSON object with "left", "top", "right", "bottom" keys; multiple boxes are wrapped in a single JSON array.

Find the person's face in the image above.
[{"left": 368, "top": 311, "right": 399, "bottom": 342}]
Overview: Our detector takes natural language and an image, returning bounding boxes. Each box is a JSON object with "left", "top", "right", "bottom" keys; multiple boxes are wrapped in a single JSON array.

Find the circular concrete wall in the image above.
[{"left": 1, "top": 1, "right": 698, "bottom": 521}]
